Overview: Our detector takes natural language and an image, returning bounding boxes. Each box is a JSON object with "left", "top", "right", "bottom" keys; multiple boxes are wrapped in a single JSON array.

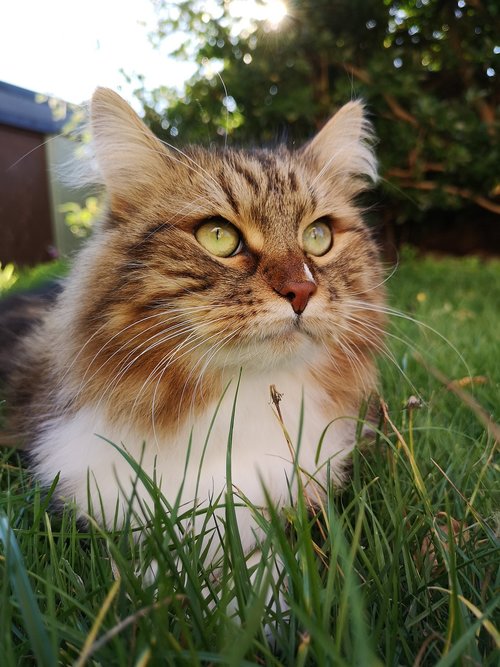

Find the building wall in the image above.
[{"left": 0, "top": 123, "right": 54, "bottom": 266}]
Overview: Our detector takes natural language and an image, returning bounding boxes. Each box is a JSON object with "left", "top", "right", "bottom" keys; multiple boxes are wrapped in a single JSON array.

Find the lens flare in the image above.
[{"left": 230, "top": 1, "right": 288, "bottom": 30}]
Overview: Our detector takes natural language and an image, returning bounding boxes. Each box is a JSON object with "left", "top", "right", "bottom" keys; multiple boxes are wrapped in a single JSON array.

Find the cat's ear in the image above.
[
  {"left": 303, "top": 101, "right": 377, "bottom": 190},
  {"left": 90, "top": 87, "right": 168, "bottom": 199}
]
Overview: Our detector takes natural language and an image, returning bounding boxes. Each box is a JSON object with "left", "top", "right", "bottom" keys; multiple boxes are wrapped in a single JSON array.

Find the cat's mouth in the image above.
[
  {"left": 252, "top": 313, "right": 318, "bottom": 345},
  {"left": 286, "top": 311, "right": 320, "bottom": 333},
  {"left": 203, "top": 312, "right": 325, "bottom": 369},
  {"left": 293, "top": 314, "right": 306, "bottom": 328}
]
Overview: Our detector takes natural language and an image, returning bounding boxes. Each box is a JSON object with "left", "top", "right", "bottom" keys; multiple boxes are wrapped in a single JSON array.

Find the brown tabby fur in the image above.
[{"left": 2, "top": 90, "right": 385, "bottom": 531}]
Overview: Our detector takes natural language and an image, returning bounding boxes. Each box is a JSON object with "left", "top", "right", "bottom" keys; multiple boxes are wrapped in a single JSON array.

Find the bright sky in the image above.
[
  {"left": 0, "top": 0, "right": 196, "bottom": 107},
  {"left": 0, "top": 0, "right": 287, "bottom": 109}
]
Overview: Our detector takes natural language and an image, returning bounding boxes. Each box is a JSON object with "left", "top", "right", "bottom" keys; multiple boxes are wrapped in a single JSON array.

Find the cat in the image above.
[{"left": 2, "top": 88, "right": 385, "bottom": 576}]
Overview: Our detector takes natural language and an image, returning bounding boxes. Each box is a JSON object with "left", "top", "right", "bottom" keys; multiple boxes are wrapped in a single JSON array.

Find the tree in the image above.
[{"left": 131, "top": 0, "right": 499, "bottom": 234}]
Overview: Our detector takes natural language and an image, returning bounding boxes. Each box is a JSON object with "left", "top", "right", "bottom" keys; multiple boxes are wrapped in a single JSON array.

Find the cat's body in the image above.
[{"left": 3, "top": 89, "right": 385, "bottom": 560}]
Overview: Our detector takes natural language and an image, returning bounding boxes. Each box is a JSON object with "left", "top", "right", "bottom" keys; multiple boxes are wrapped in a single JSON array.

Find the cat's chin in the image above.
[{"left": 210, "top": 326, "right": 322, "bottom": 372}]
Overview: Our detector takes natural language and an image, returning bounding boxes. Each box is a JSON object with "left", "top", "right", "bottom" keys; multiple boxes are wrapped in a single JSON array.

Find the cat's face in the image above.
[{"left": 66, "top": 89, "right": 385, "bottom": 420}]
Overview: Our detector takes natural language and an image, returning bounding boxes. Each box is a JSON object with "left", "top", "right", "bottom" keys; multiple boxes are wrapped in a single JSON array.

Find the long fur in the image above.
[{"left": 2, "top": 89, "right": 386, "bottom": 563}]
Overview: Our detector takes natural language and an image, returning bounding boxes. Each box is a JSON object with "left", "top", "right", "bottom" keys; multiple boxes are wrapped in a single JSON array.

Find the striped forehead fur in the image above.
[{"left": 81, "top": 89, "right": 377, "bottom": 208}]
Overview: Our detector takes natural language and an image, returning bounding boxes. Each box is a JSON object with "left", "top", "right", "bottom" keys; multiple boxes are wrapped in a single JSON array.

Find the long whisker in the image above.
[
  {"left": 345, "top": 258, "right": 400, "bottom": 297},
  {"left": 216, "top": 71, "right": 230, "bottom": 151},
  {"left": 8, "top": 132, "right": 67, "bottom": 170},
  {"left": 344, "top": 300, "right": 472, "bottom": 377},
  {"left": 129, "top": 196, "right": 209, "bottom": 246},
  {"left": 94, "top": 322, "right": 201, "bottom": 415},
  {"left": 121, "top": 313, "right": 237, "bottom": 424},
  {"left": 171, "top": 326, "right": 245, "bottom": 435},
  {"left": 49, "top": 317, "right": 111, "bottom": 398},
  {"left": 337, "top": 316, "right": 420, "bottom": 395},
  {"left": 330, "top": 335, "right": 370, "bottom": 397},
  {"left": 74, "top": 305, "right": 221, "bottom": 400},
  {"left": 308, "top": 139, "right": 373, "bottom": 189},
  {"left": 345, "top": 311, "right": 429, "bottom": 361},
  {"left": 148, "top": 326, "right": 243, "bottom": 447},
  {"left": 180, "top": 324, "right": 245, "bottom": 424},
  {"left": 94, "top": 327, "right": 203, "bottom": 424},
  {"left": 95, "top": 312, "right": 231, "bottom": 418},
  {"left": 154, "top": 139, "right": 223, "bottom": 191}
]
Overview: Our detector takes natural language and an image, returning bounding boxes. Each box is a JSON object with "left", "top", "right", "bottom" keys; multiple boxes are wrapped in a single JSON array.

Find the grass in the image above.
[
  {"left": 0, "top": 248, "right": 499, "bottom": 666},
  {"left": 0, "top": 259, "right": 69, "bottom": 296}
]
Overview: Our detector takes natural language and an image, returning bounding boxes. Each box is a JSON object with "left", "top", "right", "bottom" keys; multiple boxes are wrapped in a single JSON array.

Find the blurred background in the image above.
[{"left": 0, "top": 0, "right": 498, "bottom": 266}]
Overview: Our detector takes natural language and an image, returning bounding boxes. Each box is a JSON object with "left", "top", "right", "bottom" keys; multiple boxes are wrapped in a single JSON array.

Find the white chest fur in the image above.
[{"left": 33, "top": 368, "right": 357, "bottom": 547}]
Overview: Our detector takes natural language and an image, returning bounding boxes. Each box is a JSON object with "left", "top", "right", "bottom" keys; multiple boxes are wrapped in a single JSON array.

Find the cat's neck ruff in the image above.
[{"left": 31, "top": 364, "right": 356, "bottom": 532}]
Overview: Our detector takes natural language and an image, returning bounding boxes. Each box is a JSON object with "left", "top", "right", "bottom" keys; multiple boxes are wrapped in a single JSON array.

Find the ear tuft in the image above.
[
  {"left": 303, "top": 100, "right": 378, "bottom": 191},
  {"left": 90, "top": 87, "right": 168, "bottom": 198}
]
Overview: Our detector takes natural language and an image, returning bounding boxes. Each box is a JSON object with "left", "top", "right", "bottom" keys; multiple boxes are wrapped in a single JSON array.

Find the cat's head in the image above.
[{"left": 66, "top": 89, "right": 385, "bottom": 418}]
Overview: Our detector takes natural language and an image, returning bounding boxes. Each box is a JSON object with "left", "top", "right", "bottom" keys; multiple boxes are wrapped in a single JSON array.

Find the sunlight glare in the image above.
[
  {"left": 264, "top": 0, "right": 288, "bottom": 28},
  {"left": 230, "top": 0, "right": 288, "bottom": 30}
]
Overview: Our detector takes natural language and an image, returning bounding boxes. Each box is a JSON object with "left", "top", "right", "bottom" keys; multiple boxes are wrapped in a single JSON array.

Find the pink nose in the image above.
[{"left": 276, "top": 280, "right": 317, "bottom": 314}]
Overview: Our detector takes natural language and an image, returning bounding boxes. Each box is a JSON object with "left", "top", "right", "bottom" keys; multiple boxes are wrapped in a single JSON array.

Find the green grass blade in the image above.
[{"left": 0, "top": 513, "right": 58, "bottom": 666}]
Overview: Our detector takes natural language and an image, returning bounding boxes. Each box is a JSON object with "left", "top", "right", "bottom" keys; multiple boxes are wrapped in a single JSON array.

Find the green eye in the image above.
[
  {"left": 195, "top": 219, "right": 241, "bottom": 257},
  {"left": 302, "top": 220, "right": 333, "bottom": 256}
]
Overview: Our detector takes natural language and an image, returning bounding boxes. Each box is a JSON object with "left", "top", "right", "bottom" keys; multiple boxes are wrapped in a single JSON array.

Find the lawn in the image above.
[{"left": 0, "top": 249, "right": 499, "bottom": 666}]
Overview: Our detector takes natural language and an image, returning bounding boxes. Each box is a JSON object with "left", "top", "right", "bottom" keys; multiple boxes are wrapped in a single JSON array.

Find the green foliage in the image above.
[
  {"left": 59, "top": 196, "right": 101, "bottom": 239},
  {"left": 0, "top": 264, "right": 17, "bottom": 294},
  {"left": 133, "top": 0, "right": 499, "bottom": 225},
  {"left": 1, "top": 252, "right": 499, "bottom": 664},
  {"left": 0, "top": 260, "right": 68, "bottom": 296}
]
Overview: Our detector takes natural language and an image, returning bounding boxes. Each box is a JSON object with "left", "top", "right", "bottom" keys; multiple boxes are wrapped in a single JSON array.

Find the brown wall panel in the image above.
[{"left": 0, "top": 124, "right": 54, "bottom": 266}]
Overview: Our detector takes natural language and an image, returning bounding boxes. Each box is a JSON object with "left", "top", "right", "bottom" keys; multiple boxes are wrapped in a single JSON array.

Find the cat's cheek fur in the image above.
[{"left": 31, "top": 369, "right": 356, "bottom": 552}]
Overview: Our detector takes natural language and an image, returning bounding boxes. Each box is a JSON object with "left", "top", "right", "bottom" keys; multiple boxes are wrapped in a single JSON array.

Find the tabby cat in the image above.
[{"left": 2, "top": 88, "right": 385, "bottom": 564}]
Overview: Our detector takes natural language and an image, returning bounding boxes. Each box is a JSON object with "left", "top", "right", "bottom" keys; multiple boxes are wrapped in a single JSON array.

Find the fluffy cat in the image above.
[{"left": 2, "top": 88, "right": 385, "bottom": 566}]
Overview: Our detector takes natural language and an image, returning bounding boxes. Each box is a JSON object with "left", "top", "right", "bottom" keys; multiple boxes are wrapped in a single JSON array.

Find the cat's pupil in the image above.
[
  {"left": 302, "top": 220, "right": 332, "bottom": 256},
  {"left": 195, "top": 219, "right": 241, "bottom": 257}
]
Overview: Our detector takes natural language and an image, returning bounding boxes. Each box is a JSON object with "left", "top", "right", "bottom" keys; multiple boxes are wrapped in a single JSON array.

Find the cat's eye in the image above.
[
  {"left": 302, "top": 220, "right": 333, "bottom": 256},
  {"left": 195, "top": 219, "right": 242, "bottom": 257}
]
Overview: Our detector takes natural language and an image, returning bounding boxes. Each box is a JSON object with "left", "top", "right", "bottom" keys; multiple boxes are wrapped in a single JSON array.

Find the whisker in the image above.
[
  {"left": 74, "top": 305, "right": 220, "bottom": 401},
  {"left": 345, "top": 258, "right": 400, "bottom": 297},
  {"left": 121, "top": 314, "right": 236, "bottom": 420},
  {"left": 123, "top": 125, "right": 223, "bottom": 193},
  {"left": 344, "top": 300, "right": 472, "bottom": 377},
  {"left": 148, "top": 326, "right": 243, "bottom": 447},
  {"left": 8, "top": 132, "right": 67, "bottom": 171},
  {"left": 95, "top": 313, "right": 227, "bottom": 417},
  {"left": 330, "top": 336, "right": 370, "bottom": 397},
  {"left": 180, "top": 325, "right": 245, "bottom": 425},
  {"left": 308, "top": 139, "right": 373, "bottom": 189},
  {"left": 130, "top": 196, "right": 209, "bottom": 246},
  {"left": 216, "top": 71, "right": 230, "bottom": 151},
  {"left": 338, "top": 316, "right": 420, "bottom": 395},
  {"left": 94, "top": 322, "right": 201, "bottom": 415}
]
